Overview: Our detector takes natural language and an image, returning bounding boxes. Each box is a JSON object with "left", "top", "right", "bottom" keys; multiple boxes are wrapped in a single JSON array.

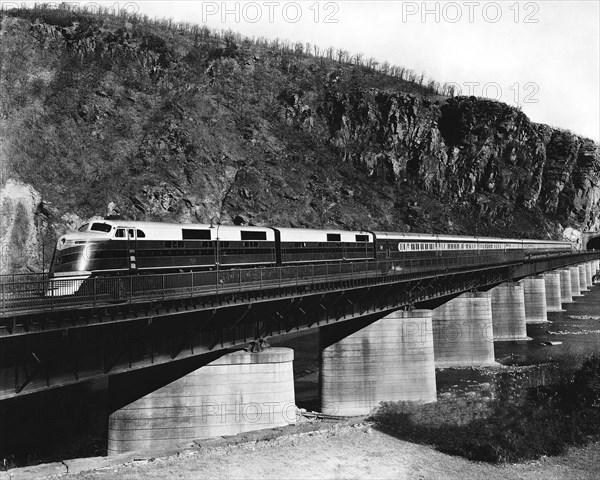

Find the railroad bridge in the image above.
[{"left": 1, "top": 250, "right": 599, "bottom": 453}]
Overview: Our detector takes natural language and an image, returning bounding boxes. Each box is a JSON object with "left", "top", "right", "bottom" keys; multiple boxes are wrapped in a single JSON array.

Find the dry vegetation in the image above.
[{"left": 372, "top": 355, "right": 600, "bottom": 463}]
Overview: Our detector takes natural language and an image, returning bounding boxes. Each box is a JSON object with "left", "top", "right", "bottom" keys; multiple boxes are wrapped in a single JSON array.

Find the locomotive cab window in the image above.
[
  {"left": 137, "top": 230, "right": 145, "bottom": 238},
  {"left": 78, "top": 223, "right": 89, "bottom": 232},
  {"left": 355, "top": 234, "right": 369, "bottom": 242},
  {"left": 327, "top": 234, "right": 341, "bottom": 242},
  {"left": 115, "top": 229, "right": 125, "bottom": 238},
  {"left": 91, "top": 223, "right": 112, "bottom": 233}
]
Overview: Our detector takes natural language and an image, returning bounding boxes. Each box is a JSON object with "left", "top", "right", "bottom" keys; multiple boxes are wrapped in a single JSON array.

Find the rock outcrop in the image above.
[{"left": 0, "top": 9, "right": 598, "bottom": 273}]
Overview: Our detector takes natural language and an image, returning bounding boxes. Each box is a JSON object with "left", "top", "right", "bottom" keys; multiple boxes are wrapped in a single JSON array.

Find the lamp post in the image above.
[{"left": 209, "top": 216, "right": 221, "bottom": 282}]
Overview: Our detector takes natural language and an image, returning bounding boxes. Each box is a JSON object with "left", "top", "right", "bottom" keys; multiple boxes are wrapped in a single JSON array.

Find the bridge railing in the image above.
[
  {"left": 0, "top": 251, "right": 588, "bottom": 316},
  {"left": 0, "top": 273, "right": 48, "bottom": 284}
]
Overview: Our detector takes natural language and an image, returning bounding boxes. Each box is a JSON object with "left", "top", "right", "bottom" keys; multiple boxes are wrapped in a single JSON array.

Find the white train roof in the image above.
[
  {"left": 373, "top": 232, "right": 506, "bottom": 242},
  {"left": 373, "top": 231, "right": 569, "bottom": 245},
  {"left": 78, "top": 221, "right": 275, "bottom": 241},
  {"left": 275, "top": 228, "right": 373, "bottom": 242},
  {"left": 72, "top": 221, "right": 570, "bottom": 245}
]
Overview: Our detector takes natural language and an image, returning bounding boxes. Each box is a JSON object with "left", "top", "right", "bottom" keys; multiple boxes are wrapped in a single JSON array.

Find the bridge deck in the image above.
[
  {"left": 0, "top": 252, "right": 583, "bottom": 317},
  {"left": 0, "top": 251, "right": 597, "bottom": 399}
]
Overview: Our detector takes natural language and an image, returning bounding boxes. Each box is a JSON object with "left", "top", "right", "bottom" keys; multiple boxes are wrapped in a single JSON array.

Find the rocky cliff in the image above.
[{"left": 0, "top": 7, "right": 598, "bottom": 273}]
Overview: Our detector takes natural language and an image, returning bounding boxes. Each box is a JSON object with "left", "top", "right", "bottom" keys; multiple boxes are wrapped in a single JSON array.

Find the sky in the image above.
[{"left": 10, "top": 0, "right": 599, "bottom": 141}]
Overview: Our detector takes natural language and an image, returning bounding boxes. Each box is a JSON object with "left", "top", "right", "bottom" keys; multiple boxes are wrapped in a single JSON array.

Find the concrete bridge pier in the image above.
[
  {"left": 578, "top": 264, "right": 589, "bottom": 292},
  {"left": 569, "top": 266, "right": 584, "bottom": 298},
  {"left": 319, "top": 310, "right": 437, "bottom": 417},
  {"left": 107, "top": 348, "right": 296, "bottom": 454},
  {"left": 518, "top": 277, "right": 549, "bottom": 324},
  {"left": 432, "top": 292, "right": 496, "bottom": 367},
  {"left": 558, "top": 269, "right": 573, "bottom": 304},
  {"left": 542, "top": 272, "right": 564, "bottom": 312},
  {"left": 585, "top": 263, "right": 593, "bottom": 288},
  {"left": 489, "top": 283, "right": 530, "bottom": 341}
]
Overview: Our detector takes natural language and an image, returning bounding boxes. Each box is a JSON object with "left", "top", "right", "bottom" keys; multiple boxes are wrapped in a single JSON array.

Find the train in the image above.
[{"left": 47, "top": 220, "right": 573, "bottom": 295}]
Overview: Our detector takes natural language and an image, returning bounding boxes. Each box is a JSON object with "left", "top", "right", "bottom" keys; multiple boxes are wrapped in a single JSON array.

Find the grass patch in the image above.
[{"left": 371, "top": 355, "right": 600, "bottom": 463}]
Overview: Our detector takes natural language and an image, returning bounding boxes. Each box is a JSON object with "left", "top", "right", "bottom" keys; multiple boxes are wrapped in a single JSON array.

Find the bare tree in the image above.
[{"left": 336, "top": 48, "right": 348, "bottom": 63}]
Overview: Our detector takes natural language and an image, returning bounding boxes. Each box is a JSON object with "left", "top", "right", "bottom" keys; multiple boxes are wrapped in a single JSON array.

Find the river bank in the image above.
[{"left": 58, "top": 423, "right": 600, "bottom": 480}]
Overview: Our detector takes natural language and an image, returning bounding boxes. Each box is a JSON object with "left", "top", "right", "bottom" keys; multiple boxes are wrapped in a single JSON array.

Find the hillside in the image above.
[{"left": 0, "top": 6, "right": 598, "bottom": 273}]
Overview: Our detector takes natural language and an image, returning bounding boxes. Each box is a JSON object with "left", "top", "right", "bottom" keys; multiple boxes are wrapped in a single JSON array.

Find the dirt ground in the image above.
[{"left": 69, "top": 424, "right": 600, "bottom": 480}]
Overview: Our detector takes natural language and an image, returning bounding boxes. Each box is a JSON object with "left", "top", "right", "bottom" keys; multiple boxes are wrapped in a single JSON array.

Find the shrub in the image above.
[{"left": 371, "top": 356, "right": 600, "bottom": 463}]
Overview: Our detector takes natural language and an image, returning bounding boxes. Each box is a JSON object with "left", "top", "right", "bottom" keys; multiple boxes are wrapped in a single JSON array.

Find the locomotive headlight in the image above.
[{"left": 56, "top": 237, "right": 67, "bottom": 251}]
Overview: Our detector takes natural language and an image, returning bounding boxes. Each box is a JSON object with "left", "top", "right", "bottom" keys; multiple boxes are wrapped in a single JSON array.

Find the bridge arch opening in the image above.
[{"left": 586, "top": 235, "right": 600, "bottom": 250}]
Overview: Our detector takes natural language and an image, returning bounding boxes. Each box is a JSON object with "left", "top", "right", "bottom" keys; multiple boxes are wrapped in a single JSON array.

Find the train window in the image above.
[
  {"left": 327, "top": 233, "right": 341, "bottom": 242},
  {"left": 91, "top": 222, "right": 112, "bottom": 233},
  {"left": 241, "top": 231, "right": 267, "bottom": 241},
  {"left": 128, "top": 229, "right": 135, "bottom": 238},
  {"left": 78, "top": 223, "right": 89, "bottom": 232},
  {"left": 355, "top": 234, "right": 369, "bottom": 242},
  {"left": 115, "top": 229, "right": 125, "bottom": 238},
  {"left": 137, "top": 230, "right": 145, "bottom": 238},
  {"left": 182, "top": 229, "right": 211, "bottom": 240}
]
